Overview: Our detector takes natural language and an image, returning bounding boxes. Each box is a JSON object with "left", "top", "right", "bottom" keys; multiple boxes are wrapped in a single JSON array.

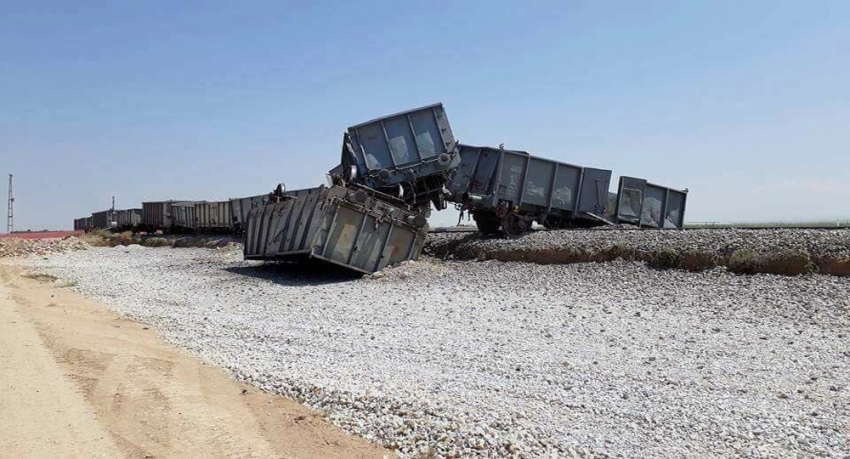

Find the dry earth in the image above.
[{"left": 0, "top": 263, "right": 391, "bottom": 459}]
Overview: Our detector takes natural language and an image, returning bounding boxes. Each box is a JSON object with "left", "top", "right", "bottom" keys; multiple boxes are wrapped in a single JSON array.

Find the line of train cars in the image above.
[
  {"left": 72, "top": 102, "right": 689, "bottom": 274},
  {"left": 73, "top": 194, "right": 271, "bottom": 236}
]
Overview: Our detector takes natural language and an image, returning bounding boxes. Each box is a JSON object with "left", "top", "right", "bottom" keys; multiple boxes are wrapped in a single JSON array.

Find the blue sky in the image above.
[{"left": 1, "top": 1, "right": 848, "bottom": 230}]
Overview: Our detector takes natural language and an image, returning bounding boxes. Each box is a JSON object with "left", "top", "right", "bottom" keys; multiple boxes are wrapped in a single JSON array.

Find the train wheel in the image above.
[
  {"left": 473, "top": 212, "right": 501, "bottom": 235},
  {"left": 542, "top": 216, "right": 560, "bottom": 230},
  {"left": 501, "top": 214, "right": 529, "bottom": 238}
]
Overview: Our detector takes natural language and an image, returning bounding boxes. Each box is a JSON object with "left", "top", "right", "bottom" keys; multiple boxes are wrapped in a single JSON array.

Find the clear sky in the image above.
[{"left": 1, "top": 1, "right": 848, "bottom": 231}]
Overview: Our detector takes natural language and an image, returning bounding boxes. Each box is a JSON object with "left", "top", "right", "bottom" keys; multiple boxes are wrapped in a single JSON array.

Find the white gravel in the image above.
[
  {"left": 18, "top": 246, "right": 850, "bottom": 458},
  {"left": 427, "top": 228, "right": 850, "bottom": 258}
]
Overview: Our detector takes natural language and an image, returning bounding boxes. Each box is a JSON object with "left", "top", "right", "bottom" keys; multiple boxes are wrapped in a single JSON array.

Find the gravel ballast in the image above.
[
  {"left": 17, "top": 245, "right": 850, "bottom": 458},
  {"left": 426, "top": 228, "right": 850, "bottom": 275}
]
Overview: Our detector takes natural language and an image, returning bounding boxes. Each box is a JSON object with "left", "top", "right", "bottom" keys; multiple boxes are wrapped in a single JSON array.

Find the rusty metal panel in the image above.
[{"left": 244, "top": 185, "right": 427, "bottom": 274}]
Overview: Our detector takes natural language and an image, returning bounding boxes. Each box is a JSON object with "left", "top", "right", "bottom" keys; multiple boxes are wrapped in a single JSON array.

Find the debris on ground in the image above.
[{"left": 0, "top": 237, "right": 89, "bottom": 258}]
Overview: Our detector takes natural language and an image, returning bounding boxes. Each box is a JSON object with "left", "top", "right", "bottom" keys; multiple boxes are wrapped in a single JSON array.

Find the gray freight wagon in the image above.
[
  {"left": 115, "top": 209, "right": 142, "bottom": 231},
  {"left": 614, "top": 177, "right": 688, "bottom": 228},
  {"left": 195, "top": 201, "right": 232, "bottom": 234},
  {"left": 244, "top": 184, "right": 428, "bottom": 274},
  {"left": 229, "top": 194, "right": 270, "bottom": 236},
  {"left": 447, "top": 144, "right": 613, "bottom": 236},
  {"left": 331, "top": 103, "right": 461, "bottom": 210},
  {"left": 91, "top": 210, "right": 116, "bottom": 230},
  {"left": 142, "top": 200, "right": 196, "bottom": 233},
  {"left": 170, "top": 201, "right": 201, "bottom": 233},
  {"left": 73, "top": 217, "right": 89, "bottom": 232}
]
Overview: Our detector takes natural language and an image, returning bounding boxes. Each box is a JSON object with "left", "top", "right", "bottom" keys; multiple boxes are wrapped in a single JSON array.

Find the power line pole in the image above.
[{"left": 6, "top": 174, "right": 13, "bottom": 234}]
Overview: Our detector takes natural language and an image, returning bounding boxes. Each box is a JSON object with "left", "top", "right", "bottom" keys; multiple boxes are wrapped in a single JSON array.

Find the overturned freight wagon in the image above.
[
  {"left": 447, "top": 144, "right": 613, "bottom": 236},
  {"left": 244, "top": 185, "right": 428, "bottom": 274},
  {"left": 329, "top": 103, "right": 461, "bottom": 212}
]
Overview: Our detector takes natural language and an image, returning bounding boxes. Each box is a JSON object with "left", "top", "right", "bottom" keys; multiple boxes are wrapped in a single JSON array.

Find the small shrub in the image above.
[
  {"left": 760, "top": 251, "right": 811, "bottom": 275},
  {"left": 729, "top": 249, "right": 810, "bottom": 276},
  {"left": 814, "top": 256, "right": 850, "bottom": 277},
  {"left": 681, "top": 250, "right": 722, "bottom": 271},
  {"left": 596, "top": 241, "right": 636, "bottom": 262},
  {"left": 728, "top": 249, "right": 760, "bottom": 274},
  {"left": 107, "top": 231, "right": 140, "bottom": 247},
  {"left": 142, "top": 237, "right": 172, "bottom": 248},
  {"left": 649, "top": 246, "right": 682, "bottom": 269},
  {"left": 544, "top": 247, "right": 592, "bottom": 264}
]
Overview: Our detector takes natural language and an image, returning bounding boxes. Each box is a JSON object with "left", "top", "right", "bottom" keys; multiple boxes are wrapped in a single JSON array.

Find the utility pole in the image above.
[{"left": 6, "top": 174, "right": 13, "bottom": 234}]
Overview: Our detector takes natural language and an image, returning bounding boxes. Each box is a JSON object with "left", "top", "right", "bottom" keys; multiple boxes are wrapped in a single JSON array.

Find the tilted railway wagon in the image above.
[
  {"left": 229, "top": 194, "right": 270, "bottom": 236},
  {"left": 447, "top": 144, "right": 688, "bottom": 236},
  {"left": 244, "top": 184, "right": 428, "bottom": 274},
  {"left": 614, "top": 177, "right": 688, "bottom": 229},
  {"left": 446, "top": 144, "right": 613, "bottom": 236},
  {"left": 329, "top": 103, "right": 461, "bottom": 212}
]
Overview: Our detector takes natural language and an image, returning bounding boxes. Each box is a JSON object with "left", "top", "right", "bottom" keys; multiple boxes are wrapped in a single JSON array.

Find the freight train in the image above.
[
  {"left": 75, "top": 194, "right": 271, "bottom": 235},
  {"left": 72, "top": 102, "right": 689, "bottom": 272}
]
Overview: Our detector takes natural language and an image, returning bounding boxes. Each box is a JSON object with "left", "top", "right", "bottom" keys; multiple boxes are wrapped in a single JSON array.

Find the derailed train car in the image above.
[
  {"left": 614, "top": 177, "right": 687, "bottom": 229},
  {"left": 229, "top": 194, "right": 270, "bottom": 236},
  {"left": 329, "top": 103, "right": 460, "bottom": 212},
  {"left": 244, "top": 184, "right": 427, "bottom": 274},
  {"left": 447, "top": 144, "right": 687, "bottom": 236},
  {"left": 71, "top": 102, "right": 690, "bottom": 275}
]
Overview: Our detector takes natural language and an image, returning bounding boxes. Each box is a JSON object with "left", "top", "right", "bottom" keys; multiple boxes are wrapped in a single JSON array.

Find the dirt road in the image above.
[{"left": 0, "top": 265, "right": 391, "bottom": 459}]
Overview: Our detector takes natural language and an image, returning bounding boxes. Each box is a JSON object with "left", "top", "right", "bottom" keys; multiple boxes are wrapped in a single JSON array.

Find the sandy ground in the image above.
[{"left": 0, "top": 264, "right": 391, "bottom": 459}]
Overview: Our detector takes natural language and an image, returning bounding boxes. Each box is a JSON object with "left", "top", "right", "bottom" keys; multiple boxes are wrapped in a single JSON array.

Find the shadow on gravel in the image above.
[{"left": 225, "top": 260, "right": 362, "bottom": 286}]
